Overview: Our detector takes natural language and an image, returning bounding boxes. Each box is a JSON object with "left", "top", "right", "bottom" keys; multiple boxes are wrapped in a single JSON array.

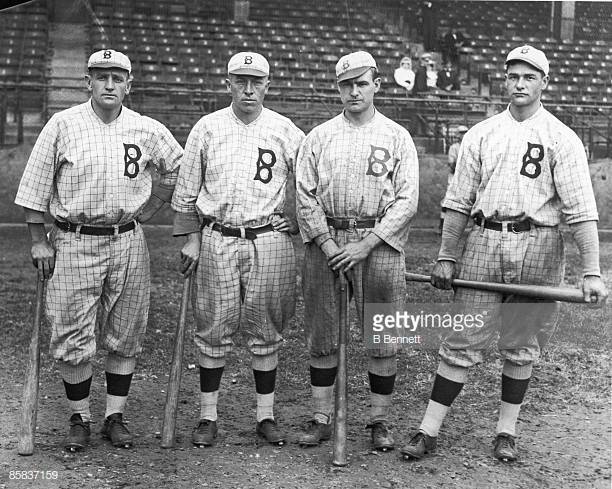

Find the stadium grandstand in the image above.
[{"left": 0, "top": 0, "right": 610, "bottom": 158}]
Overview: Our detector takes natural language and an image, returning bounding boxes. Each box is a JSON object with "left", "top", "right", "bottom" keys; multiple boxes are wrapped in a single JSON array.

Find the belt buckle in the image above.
[
  {"left": 347, "top": 218, "right": 357, "bottom": 233},
  {"left": 510, "top": 222, "right": 520, "bottom": 234}
]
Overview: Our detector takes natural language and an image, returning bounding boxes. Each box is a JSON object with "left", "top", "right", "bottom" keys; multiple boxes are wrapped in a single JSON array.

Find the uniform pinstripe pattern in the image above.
[
  {"left": 15, "top": 100, "right": 182, "bottom": 225},
  {"left": 47, "top": 224, "right": 150, "bottom": 364},
  {"left": 172, "top": 106, "right": 304, "bottom": 227},
  {"left": 296, "top": 110, "right": 419, "bottom": 252},
  {"left": 193, "top": 226, "right": 295, "bottom": 357},
  {"left": 440, "top": 224, "right": 563, "bottom": 367},
  {"left": 443, "top": 106, "right": 598, "bottom": 226},
  {"left": 302, "top": 229, "right": 405, "bottom": 358}
]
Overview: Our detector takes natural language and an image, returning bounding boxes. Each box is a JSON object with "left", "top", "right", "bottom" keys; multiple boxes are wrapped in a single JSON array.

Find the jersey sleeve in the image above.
[
  {"left": 14, "top": 115, "right": 60, "bottom": 213},
  {"left": 553, "top": 131, "right": 599, "bottom": 224},
  {"left": 443, "top": 131, "right": 479, "bottom": 215},
  {"left": 150, "top": 119, "right": 184, "bottom": 189},
  {"left": 295, "top": 129, "right": 330, "bottom": 242},
  {"left": 171, "top": 120, "right": 206, "bottom": 235},
  {"left": 284, "top": 122, "right": 306, "bottom": 173},
  {"left": 371, "top": 129, "right": 419, "bottom": 251}
]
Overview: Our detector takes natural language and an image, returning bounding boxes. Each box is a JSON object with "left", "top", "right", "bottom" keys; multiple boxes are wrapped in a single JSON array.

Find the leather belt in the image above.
[
  {"left": 202, "top": 218, "right": 275, "bottom": 240},
  {"left": 473, "top": 216, "right": 531, "bottom": 233},
  {"left": 55, "top": 220, "right": 135, "bottom": 235},
  {"left": 326, "top": 217, "right": 377, "bottom": 230}
]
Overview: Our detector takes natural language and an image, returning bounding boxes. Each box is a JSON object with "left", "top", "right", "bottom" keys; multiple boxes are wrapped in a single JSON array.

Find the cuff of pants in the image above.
[
  {"left": 105, "top": 354, "right": 137, "bottom": 375},
  {"left": 199, "top": 353, "right": 227, "bottom": 369},
  {"left": 58, "top": 361, "right": 93, "bottom": 384},
  {"left": 368, "top": 355, "right": 397, "bottom": 377},
  {"left": 438, "top": 343, "right": 484, "bottom": 368},
  {"left": 310, "top": 353, "right": 339, "bottom": 369},
  {"left": 251, "top": 352, "right": 278, "bottom": 371}
]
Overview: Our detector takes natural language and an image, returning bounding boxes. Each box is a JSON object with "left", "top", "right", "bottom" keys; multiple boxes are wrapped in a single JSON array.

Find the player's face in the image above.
[
  {"left": 337, "top": 70, "right": 380, "bottom": 114},
  {"left": 226, "top": 74, "right": 269, "bottom": 116},
  {"left": 87, "top": 68, "right": 131, "bottom": 113},
  {"left": 505, "top": 62, "right": 548, "bottom": 108}
]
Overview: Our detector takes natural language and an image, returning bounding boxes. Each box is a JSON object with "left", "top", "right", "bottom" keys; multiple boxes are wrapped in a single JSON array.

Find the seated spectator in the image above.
[
  {"left": 394, "top": 56, "right": 416, "bottom": 93},
  {"left": 426, "top": 59, "right": 438, "bottom": 89},
  {"left": 414, "top": 53, "right": 431, "bottom": 93},
  {"left": 437, "top": 61, "right": 460, "bottom": 91}
]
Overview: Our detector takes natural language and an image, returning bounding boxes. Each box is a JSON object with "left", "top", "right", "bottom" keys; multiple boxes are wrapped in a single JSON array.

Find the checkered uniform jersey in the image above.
[
  {"left": 14, "top": 100, "right": 183, "bottom": 364},
  {"left": 15, "top": 100, "right": 182, "bottom": 225},
  {"left": 171, "top": 106, "right": 304, "bottom": 228},
  {"left": 443, "top": 105, "right": 598, "bottom": 225},
  {"left": 439, "top": 105, "right": 598, "bottom": 368},
  {"left": 171, "top": 106, "right": 305, "bottom": 359},
  {"left": 296, "top": 110, "right": 419, "bottom": 357}
]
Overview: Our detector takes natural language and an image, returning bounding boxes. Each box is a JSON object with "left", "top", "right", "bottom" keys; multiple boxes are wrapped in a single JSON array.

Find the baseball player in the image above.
[
  {"left": 171, "top": 52, "right": 304, "bottom": 447},
  {"left": 295, "top": 51, "right": 419, "bottom": 450},
  {"left": 439, "top": 125, "right": 468, "bottom": 234},
  {"left": 14, "top": 49, "right": 183, "bottom": 451},
  {"left": 401, "top": 45, "right": 608, "bottom": 462}
]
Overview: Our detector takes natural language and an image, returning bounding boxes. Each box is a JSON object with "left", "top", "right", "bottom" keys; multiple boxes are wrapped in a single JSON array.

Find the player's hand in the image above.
[
  {"left": 582, "top": 275, "right": 608, "bottom": 306},
  {"left": 328, "top": 241, "right": 371, "bottom": 273},
  {"left": 31, "top": 239, "right": 55, "bottom": 281},
  {"left": 180, "top": 232, "right": 201, "bottom": 277},
  {"left": 431, "top": 260, "right": 456, "bottom": 290},
  {"left": 270, "top": 215, "right": 298, "bottom": 234},
  {"left": 319, "top": 239, "right": 343, "bottom": 262}
]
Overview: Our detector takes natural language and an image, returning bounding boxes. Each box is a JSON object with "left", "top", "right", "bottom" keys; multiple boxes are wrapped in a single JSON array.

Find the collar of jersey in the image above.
[
  {"left": 87, "top": 98, "right": 124, "bottom": 125},
  {"left": 229, "top": 104, "right": 264, "bottom": 126},
  {"left": 342, "top": 107, "right": 379, "bottom": 128},
  {"left": 505, "top": 102, "right": 544, "bottom": 123}
]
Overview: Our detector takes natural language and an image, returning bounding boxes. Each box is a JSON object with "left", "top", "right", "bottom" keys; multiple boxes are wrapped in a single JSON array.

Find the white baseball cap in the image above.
[
  {"left": 505, "top": 45, "right": 549, "bottom": 76},
  {"left": 456, "top": 125, "right": 469, "bottom": 133},
  {"left": 336, "top": 51, "right": 377, "bottom": 82},
  {"left": 228, "top": 52, "right": 269, "bottom": 77},
  {"left": 87, "top": 49, "right": 131, "bottom": 73}
]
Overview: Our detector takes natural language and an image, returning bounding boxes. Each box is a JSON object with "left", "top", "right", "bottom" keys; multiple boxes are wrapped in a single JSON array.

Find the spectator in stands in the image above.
[
  {"left": 394, "top": 56, "right": 415, "bottom": 93},
  {"left": 437, "top": 61, "right": 460, "bottom": 91},
  {"left": 414, "top": 53, "right": 432, "bottom": 93},
  {"left": 439, "top": 124, "right": 468, "bottom": 233},
  {"left": 420, "top": 1, "right": 438, "bottom": 52},
  {"left": 441, "top": 28, "right": 465, "bottom": 65},
  {"left": 426, "top": 59, "right": 438, "bottom": 90}
]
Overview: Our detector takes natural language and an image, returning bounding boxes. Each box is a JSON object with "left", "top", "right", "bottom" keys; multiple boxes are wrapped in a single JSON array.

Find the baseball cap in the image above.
[
  {"left": 87, "top": 49, "right": 131, "bottom": 73},
  {"left": 336, "top": 51, "right": 377, "bottom": 82},
  {"left": 505, "top": 45, "right": 549, "bottom": 76},
  {"left": 228, "top": 52, "right": 269, "bottom": 77},
  {"left": 456, "top": 125, "right": 469, "bottom": 133}
]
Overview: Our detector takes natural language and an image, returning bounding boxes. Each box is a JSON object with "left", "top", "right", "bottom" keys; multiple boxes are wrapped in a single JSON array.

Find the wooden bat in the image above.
[
  {"left": 405, "top": 273, "right": 586, "bottom": 303},
  {"left": 161, "top": 275, "right": 192, "bottom": 448},
  {"left": 18, "top": 277, "right": 45, "bottom": 456},
  {"left": 332, "top": 273, "right": 350, "bottom": 466}
]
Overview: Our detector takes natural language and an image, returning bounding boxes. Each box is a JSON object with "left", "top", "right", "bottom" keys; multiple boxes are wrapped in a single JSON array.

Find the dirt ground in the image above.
[{"left": 0, "top": 226, "right": 610, "bottom": 489}]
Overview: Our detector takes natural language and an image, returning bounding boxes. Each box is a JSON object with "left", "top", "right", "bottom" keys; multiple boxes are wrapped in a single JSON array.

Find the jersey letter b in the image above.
[
  {"left": 366, "top": 145, "right": 391, "bottom": 177},
  {"left": 254, "top": 147, "right": 276, "bottom": 184},
  {"left": 520, "top": 142, "right": 544, "bottom": 179},
  {"left": 123, "top": 143, "right": 142, "bottom": 179}
]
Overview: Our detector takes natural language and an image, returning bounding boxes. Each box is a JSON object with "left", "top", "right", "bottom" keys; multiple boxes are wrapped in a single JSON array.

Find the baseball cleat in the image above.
[
  {"left": 101, "top": 413, "right": 133, "bottom": 448},
  {"left": 367, "top": 420, "right": 395, "bottom": 451},
  {"left": 494, "top": 433, "right": 518, "bottom": 462},
  {"left": 256, "top": 419, "right": 285, "bottom": 446},
  {"left": 400, "top": 431, "right": 437, "bottom": 460},
  {"left": 298, "top": 419, "right": 333, "bottom": 447},
  {"left": 64, "top": 413, "right": 90, "bottom": 452},
  {"left": 192, "top": 419, "right": 218, "bottom": 447}
]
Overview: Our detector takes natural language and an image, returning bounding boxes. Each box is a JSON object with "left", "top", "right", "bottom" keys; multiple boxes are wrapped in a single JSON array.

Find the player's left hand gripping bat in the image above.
[
  {"left": 161, "top": 275, "right": 192, "bottom": 448},
  {"left": 332, "top": 273, "right": 350, "bottom": 466},
  {"left": 18, "top": 277, "right": 45, "bottom": 456}
]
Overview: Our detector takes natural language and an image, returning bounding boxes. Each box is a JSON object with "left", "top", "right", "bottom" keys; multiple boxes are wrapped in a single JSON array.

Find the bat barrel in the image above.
[
  {"left": 332, "top": 274, "right": 349, "bottom": 466},
  {"left": 161, "top": 276, "right": 192, "bottom": 448}
]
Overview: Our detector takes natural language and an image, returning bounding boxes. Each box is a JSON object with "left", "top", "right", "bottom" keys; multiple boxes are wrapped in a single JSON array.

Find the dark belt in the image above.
[
  {"left": 55, "top": 219, "right": 136, "bottom": 235},
  {"left": 202, "top": 218, "right": 275, "bottom": 240},
  {"left": 473, "top": 216, "right": 531, "bottom": 233},
  {"left": 326, "top": 217, "right": 377, "bottom": 230}
]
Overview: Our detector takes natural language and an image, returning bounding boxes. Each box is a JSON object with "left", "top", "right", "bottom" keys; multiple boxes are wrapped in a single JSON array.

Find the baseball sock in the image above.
[
  {"left": 310, "top": 354, "right": 337, "bottom": 424},
  {"left": 419, "top": 361, "right": 468, "bottom": 437},
  {"left": 59, "top": 362, "right": 93, "bottom": 422},
  {"left": 253, "top": 353, "right": 278, "bottom": 422},
  {"left": 368, "top": 356, "right": 397, "bottom": 422},
  {"left": 199, "top": 366, "right": 224, "bottom": 422},
  {"left": 496, "top": 361, "right": 533, "bottom": 437},
  {"left": 105, "top": 355, "right": 136, "bottom": 418}
]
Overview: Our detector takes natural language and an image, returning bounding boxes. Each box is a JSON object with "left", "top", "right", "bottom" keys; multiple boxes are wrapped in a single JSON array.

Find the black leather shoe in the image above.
[
  {"left": 64, "top": 413, "right": 90, "bottom": 452},
  {"left": 400, "top": 431, "right": 437, "bottom": 460},
  {"left": 192, "top": 419, "right": 218, "bottom": 447},
  {"left": 298, "top": 419, "right": 333, "bottom": 447},
  {"left": 101, "top": 413, "right": 133, "bottom": 448},
  {"left": 256, "top": 419, "right": 285, "bottom": 446},
  {"left": 494, "top": 433, "right": 518, "bottom": 461},
  {"left": 366, "top": 420, "right": 395, "bottom": 451}
]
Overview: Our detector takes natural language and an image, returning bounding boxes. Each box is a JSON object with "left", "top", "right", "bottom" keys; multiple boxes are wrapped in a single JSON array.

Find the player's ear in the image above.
[
  {"left": 541, "top": 74, "right": 549, "bottom": 89},
  {"left": 125, "top": 75, "right": 133, "bottom": 95},
  {"left": 225, "top": 78, "right": 232, "bottom": 93},
  {"left": 85, "top": 72, "right": 93, "bottom": 92},
  {"left": 263, "top": 76, "right": 270, "bottom": 94}
]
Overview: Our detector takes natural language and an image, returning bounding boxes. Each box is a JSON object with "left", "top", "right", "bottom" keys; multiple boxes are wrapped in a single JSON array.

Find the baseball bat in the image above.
[
  {"left": 17, "top": 277, "right": 45, "bottom": 456},
  {"left": 332, "top": 273, "right": 350, "bottom": 467},
  {"left": 161, "top": 275, "right": 192, "bottom": 448},
  {"left": 405, "top": 273, "right": 586, "bottom": 303}
]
